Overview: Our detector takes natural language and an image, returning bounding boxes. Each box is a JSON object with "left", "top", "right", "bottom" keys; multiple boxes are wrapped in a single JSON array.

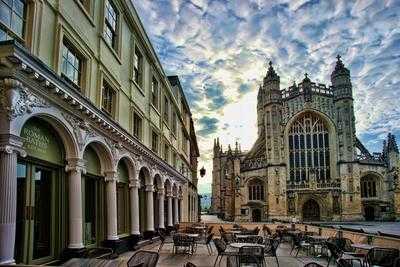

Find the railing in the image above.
[
  {"left": 281, "top": 82, "right": 334, "bottom": 99},
  {"left": 240, "top": 157, "right": 267, "bottom": 171}
]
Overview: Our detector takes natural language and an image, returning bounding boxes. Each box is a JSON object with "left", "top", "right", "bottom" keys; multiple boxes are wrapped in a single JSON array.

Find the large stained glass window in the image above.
[{"left": 288, "top": 113, "right": 330, "bottom": 183}]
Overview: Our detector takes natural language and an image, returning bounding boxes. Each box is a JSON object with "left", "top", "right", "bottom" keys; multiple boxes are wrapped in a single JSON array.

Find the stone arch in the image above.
[
  {"left": 302, "top": 198, "right": 321, "bottom": 221},
  {"left": 83, "top": 140, "right": 114, "bottom": 175},
  {"left": 153, "top": 173, "right": 163, "bottom": 191},
  {"left": 360, "top": 171, "right": 384, "bottom": 198},
  {"left": 164, "top": 178, "right": 172, "bottom": 193},
  {"left": 116, "top": 154, "right": 136, "bottom": 180},
  {"left": 17, "top": 112, "right": 79, "bottom": 159},
  {"left": 138, "top": 166, "right": 152, "bottom": 186},
  {"left": 298, "top": 194, "right": 329, "bottom": 221},
  {"left": 284, "top": 109, "right": 338, "bottom": 183}
]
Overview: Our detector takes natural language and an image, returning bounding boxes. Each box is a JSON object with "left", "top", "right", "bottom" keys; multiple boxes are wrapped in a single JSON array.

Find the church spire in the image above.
[
  {"left": 264, "top": 60, "right": 280, "bottom": 83},
  {"left": 332, "top": 54, "right": 350, "bottom": 78}
]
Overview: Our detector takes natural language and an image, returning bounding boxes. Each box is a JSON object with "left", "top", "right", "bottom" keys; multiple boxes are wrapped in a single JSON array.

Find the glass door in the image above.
[{"left": 15, "top": 162, "right": 55, "bottom": 264}]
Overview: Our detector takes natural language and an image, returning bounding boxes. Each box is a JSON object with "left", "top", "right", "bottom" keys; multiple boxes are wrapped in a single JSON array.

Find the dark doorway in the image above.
[
  {"left": 251, "top": 209, "right": 261, "bottom": 222},
  {"left": 302, "top": 199, "right": 320, "bottom": 221},
  {"left": 365, "top": 206, "right": 375, "bottom": 221}
]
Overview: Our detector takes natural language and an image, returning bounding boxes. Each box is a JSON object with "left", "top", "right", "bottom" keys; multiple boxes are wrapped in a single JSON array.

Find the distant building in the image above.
[
  {"left": 211, "top": 57, "right": 400, "bottom": 222},
  {"left": 0, "top": 0, "right": 199, "bottom": 264}
]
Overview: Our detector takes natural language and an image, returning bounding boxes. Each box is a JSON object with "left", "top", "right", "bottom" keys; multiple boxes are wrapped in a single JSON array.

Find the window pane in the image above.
[{"left": 0, "top": 3, "right": 11, "bottom": 27}]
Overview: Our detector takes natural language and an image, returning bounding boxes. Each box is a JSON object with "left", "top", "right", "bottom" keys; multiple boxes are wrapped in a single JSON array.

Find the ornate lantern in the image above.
[{"left": 199, "top": 166, "right": 206, "bottom": 177}]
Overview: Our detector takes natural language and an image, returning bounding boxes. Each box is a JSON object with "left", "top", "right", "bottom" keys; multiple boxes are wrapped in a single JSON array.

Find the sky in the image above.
[{"left": 133, "top": 0, "right": 400, "bottom": 194}]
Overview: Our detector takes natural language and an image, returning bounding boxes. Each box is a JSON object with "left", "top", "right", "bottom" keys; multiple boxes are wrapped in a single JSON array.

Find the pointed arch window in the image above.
[{"left": 288, "top": 113, "right": 330, "bottom": 184}]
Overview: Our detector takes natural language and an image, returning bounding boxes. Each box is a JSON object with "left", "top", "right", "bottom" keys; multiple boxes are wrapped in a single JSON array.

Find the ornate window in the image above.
[
  {"left": 288, "top": 113, "right": 330, "bottom": 183},
  {"left": 248, "top": 179, "right": 264, "bottom": 201},
  {"left": 361, "top": 176, "right": 378, "bottom": 198},
  {"left": 62, "top": 40, "right": 82, "bottom": 87}
]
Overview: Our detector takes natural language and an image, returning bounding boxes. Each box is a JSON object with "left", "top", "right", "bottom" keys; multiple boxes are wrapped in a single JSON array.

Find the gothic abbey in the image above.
[{"left": 211, "top": 56, "right": 400, "bottom": 222}]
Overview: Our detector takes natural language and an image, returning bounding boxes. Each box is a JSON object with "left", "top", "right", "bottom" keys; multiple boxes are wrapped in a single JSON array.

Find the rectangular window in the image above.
[
  {"left": 133, "top": 112, "right": 142, "bottom": 140},
  {"left": 164, "top": 96, "right": 169, "bottom": 124},
  {"left": 102, "top": 80, "right": 115, "bottom": 116},
  {"left": 133, "top": 47, "right": 143, "bottom": 87},
  {"left": 172, "top": 111, "right": 177, "bottom": 135},
  {"left": 0, "top": 0, "right": 26, "bottom": 41},
  {"left": 164, "top": 144, "right": 169, "bottom": 162},
  {"left": 79, "top": 0, "right": 91, "bottom": 12},
  {"left": 104, "top": 0, "right": 118, "bottom": 49},
  {"left": 61, "top": 40, "right": 82, "bottom": 87},
  {"left": 151, "top": 130, "right": 158, "bottom": 153},
  {"left": 151, "top": 77, "right": 159, "bottom": 109},
  {"left": 172, "top": 152, "right": 177, "bottom": 168}
]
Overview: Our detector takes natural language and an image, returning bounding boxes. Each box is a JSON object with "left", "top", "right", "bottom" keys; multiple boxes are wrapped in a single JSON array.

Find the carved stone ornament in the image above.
[
  {"left": 0, "top": 78, "right": 49, "bottom": 120},
  {"left": 62, "top": 113, "right": 97, "bottom": 150}
]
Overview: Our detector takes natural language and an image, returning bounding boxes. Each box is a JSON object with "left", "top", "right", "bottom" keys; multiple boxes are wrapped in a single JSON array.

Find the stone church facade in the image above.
[{"left": 211, "top": 57, "right": 400, "bottom": 222}]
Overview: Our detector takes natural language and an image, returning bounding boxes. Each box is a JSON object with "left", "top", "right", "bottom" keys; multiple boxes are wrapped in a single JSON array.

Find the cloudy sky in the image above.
[{"left": 134, "top": 0, "right": 400, "bottom": 194}]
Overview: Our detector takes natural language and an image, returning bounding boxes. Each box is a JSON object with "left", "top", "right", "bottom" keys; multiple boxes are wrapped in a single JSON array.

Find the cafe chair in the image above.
[
  {"left": 365, "top": 247, "right": 400, "bottom": 267},
  {"left": 325, "top": 242, "right": 363, "bottom": 267},
  {"left": 238, "top": 245, "right": 265, "bottom": 267},
  {"left": 264, "top": 238, "right": 280, "bottom": 267},
  {"left": 127, "top": 250, "right": 159, "bottom": 267},
  {"left": 184, "top": 262, "right": 197, "bottom": 267},
  {"left": 213, "top": 238, "right": 237, "bottom": 267}
]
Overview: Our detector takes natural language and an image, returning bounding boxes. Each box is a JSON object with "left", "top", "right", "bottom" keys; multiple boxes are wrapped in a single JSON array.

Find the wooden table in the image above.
[{"left": 229, "top": 243, "right": 264, "bottom": 249}]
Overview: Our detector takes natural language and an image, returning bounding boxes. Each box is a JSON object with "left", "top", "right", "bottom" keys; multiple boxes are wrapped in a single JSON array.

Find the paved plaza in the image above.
[{"left": 118, "top": 238, "right": 332, "bottom": 267}]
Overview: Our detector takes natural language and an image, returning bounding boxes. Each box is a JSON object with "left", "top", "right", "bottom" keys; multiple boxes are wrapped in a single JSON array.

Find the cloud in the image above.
[
  {"left": 134, "top": 0, "right": 400, "bottom": 192},
  {"left": 197, "top": 116, "right": 219, "bottom": 137}
]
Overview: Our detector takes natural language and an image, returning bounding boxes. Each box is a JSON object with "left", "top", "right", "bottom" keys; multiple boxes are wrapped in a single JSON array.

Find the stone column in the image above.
[
  {"left": 65, "top": 158, "right": 85, "bottom": 249},
  {"left": 0, "top": 137, "right": 25, "bottom": 265},
  {"left": 129, "top": 178, "right": 140, "bottom": 235},
  {"left": 105, "top": 171, "right": 118, "bottom": 240},
  {"left": 145, "top": 185, "right": 154, "bottom": 232},
  {"left": 174, "top": 196, "right": 179, "bottom": 224},
  {"left": 167, "top": 193, "right": 173, "bottom": 227},
  {"left": 158, "top": 191, "right": 165, "bottom": 229}
]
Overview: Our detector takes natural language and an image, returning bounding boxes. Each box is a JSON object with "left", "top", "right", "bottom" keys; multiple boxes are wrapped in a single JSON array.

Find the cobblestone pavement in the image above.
[{"left": 120, "top": 239, "right": 334, "bottom": 267}]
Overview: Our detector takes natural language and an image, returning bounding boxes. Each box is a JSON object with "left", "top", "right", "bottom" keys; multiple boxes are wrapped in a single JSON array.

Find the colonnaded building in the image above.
[
  {"left": 0, "top": 0, "right": 200, "bottom": 265},
  {"left": 211, "top": 57, "right": 400, "bottom": 223}
]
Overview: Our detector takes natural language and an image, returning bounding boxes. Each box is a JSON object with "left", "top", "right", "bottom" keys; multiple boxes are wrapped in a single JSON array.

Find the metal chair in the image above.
[
  {"left": 291, "top": 234, "right": 312, "bottom": 256},
  {"left": 365, "top": 247, "right": 400, "bottom": 267},
  {"left": 173, "top": 234, "right": 195, "bottom": 255},
  {"left": 222, "top": 232, "right": 235, "bottom": 244},
  {"left": 127, "top": 250, "right": 160, "bottom": 267},
  {"left": 213, "top": 238, "right": 237, "bottom": 267},
  {"left": 238, "top": 245, "right": 265, "bottom": 267},
  {"left": 264, "top": 238, "right": 280, "bottom": 267},
  {"left": 325, "top": 241, "right": 363, "bottom": 267},
  {"left": 196, "top": 233, "right": 214, "bottom": 255},
  {"left": 184, "top": 262, "right": 197, "bottom": 267}
]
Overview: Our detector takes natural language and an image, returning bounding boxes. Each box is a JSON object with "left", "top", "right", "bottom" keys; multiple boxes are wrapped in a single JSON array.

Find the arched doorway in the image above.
[
  {"left": 302, "top": 199, "right": 320, "bottom": 221},
  {"left": 251, "top": 209, "right": 261, "bottom": 222},
  {"left": 16, "top": 117, "right": 66, "bottom": 264},
  {"left": 365, "top": 206, "right": 375, "bottom": 221}
]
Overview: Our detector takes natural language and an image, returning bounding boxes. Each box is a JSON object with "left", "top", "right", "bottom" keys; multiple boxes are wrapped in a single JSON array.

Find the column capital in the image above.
[
  {"left": 0, "top": 134, "right": 26, "bottom": 157},
  {"left": 166, "top": 193, "right": 173, "bottom": 198},
  {"left": 129, "top": 178, "right": 140, "bottom": 188},
  {"left": 145, "top": 184, "right": 154, "bottom": 192},
  {"left": 104, "top": 171, "right": 117, "bottom": 182},
  {"left": 157, "top": 190, "right": 165, "bottom": 197},
  {"left": 65, "top": 158, "right": 86, "bottom": 174}
]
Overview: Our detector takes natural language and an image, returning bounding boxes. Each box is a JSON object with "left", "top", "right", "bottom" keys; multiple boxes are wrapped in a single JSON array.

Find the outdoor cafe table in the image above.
[
  {"left": 184, "top": 233, "right": 200, "bottom": 238},
  {"left": 227, "top": 230, "right": 242, "bottom": 234},
  {"left": 351, "top": 243, "right": 377, "bottom": 251},
  {"left": 235, "top": 235, "right": 253, "bottom": 239},
  {"left": 229, "top": 243, "right": 264, "bottom": 249},
  {"left": 309, "top": 235, "right": 329, "bottom": 241}
]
